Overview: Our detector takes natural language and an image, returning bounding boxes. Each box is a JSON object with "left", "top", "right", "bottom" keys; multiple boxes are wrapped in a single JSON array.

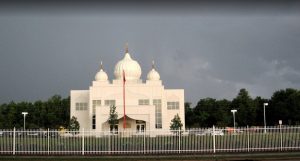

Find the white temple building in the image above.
[{"left": 70, "top": 46, "right": 185, "bottom": 133}]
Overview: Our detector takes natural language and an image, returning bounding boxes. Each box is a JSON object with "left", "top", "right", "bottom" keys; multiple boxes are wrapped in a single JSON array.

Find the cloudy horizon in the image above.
[{"left": 0, "top": 1, "right": 300, "bottom": 106}]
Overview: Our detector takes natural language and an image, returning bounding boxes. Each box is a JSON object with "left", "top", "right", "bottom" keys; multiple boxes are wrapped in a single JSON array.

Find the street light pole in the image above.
[
  {"left": 263, "top": 103, "right": 268, "bottom": 133},
  {"left": 21, "top": 112, "right": 28, "bottom": 131},
  {"left": 231, "top": 109, "right": 237, "bottom": 134}
]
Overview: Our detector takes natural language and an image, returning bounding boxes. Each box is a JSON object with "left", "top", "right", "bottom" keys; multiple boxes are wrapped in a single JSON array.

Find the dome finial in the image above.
[
  {"left": 152, "top": 60, "right": 155, "bottom": 69},
  {"left": 125, "top": 43, "right": 129, "bottom": 53},
  {"left": 100, "top": 61, "right": 103, "bottom": 70}
]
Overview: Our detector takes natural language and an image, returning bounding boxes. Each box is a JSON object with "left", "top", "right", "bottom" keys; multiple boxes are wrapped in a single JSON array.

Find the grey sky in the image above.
[{"left": 0, "top": 1, "right": 300, "bottom": 106}]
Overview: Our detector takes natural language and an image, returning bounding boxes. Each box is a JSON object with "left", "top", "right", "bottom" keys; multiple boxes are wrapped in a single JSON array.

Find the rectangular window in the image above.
[
  {"left": 110, "top": 125, "right": 118, "bottom": 134},
  {"left": 93, "top": 100, "right": 101, "bottom": 106},
  {"left": 138, "top": 99, "right": 149, "bottom": 105},
  {"left": 105, "top": 100, "right": 116, "bottom": 106},
  {"left": 92, "top": 100, "right": 101, "bottom": 129},
  {"left": 167, "top": 102, "right": 179, "bottom": 110},
  {"left": 153, "top": 99, "right": 162, "bottom": 129},
  {"left": 75, "top": 102, "right": 88, "bottom": 111},
  {"left": 75, "top": 103, "right": 79, "bottom": 110},
  {"left": 92, "top": 100, "right": 101, "bottom": 114},
  {"left": 92, "top": 115, "right": 96, "bottom": 129}
]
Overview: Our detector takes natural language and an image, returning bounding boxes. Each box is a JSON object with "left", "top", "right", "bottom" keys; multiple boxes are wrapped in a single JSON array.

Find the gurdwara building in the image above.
[{"left": 70, "top": 47, "right": 185, "bottom": 133}]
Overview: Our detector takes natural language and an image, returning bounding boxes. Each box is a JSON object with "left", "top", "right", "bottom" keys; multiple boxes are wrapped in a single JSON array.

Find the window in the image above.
[
  {"left": 138, "top": 99, "right": 149, "bottom": 105},
  {"left": 75, "top": 102, "right": 88, "bottom": 111},
  {"left": 92, "top": 100, "right": 101, "bottom": 129},
  {"left": 110, "top": 125, "right": 118, "bottom": 134},
  {"left": 92, "top": 115, "right": 96, "bottom": 129},
  {"left": 167, "top": 102, "right": 179, "bottom": 110},
  {"left": 105, "top": 100, "right": 116, "bottom": 106},
  {"left": 136, "top": 124, "right": 145, "bottom": 133},
  {"left": 136, "top": 120, "right": 145, "bottom": 134},
  {"left": 153, "top": 99, "right": 162, "bottom": 129},
  {"left": 92, "top": 100, "right": 101, "bottom": 114}
]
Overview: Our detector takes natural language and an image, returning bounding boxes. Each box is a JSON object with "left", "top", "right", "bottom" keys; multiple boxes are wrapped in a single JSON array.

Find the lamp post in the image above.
[
  {"left": 263, "top": 103, "right": 268, "bottom": 133},
  {"left": 279, "top": 120, "right": 283, "bottom": 151},
  {"left": 21, "top": 112, "right": 28, "bottom": 130},
  {"left": 231, "top": 109, "right": 237, "bottom": 134}
]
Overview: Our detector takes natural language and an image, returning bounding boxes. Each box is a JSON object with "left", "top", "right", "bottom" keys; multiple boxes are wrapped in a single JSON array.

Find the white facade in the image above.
[{"left": 70, "top": 48, "right": 185, "bottom": 133}]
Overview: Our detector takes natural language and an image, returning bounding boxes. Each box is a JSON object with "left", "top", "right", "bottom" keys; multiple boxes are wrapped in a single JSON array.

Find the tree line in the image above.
[
  {"left": 185, "top": 88, "right": 300, "bottom": 128},
  {"left": 0, "top": 95, "right": 69, "bottom": 129},
  {"left": 0, "top": 88, "right": 299, "bottom": 129}
]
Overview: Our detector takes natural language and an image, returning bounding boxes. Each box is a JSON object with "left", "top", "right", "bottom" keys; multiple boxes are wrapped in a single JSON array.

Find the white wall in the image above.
[
  {"left": 71, "top": 79, "right": 185, "bottom": 132},
  {"left": 70, "top": 90, "right": 89, "bottom": 130}
]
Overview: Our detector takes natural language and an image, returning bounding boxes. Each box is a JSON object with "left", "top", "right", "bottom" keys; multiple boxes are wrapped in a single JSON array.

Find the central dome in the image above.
[{"left": 114, "top": 52, "right": 142, "bottom": 80}]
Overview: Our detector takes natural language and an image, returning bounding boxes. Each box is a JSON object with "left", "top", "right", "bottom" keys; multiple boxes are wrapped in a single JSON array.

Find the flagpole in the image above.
[{"left": 123, "top": 70, "right": 126, "bottom": 129}]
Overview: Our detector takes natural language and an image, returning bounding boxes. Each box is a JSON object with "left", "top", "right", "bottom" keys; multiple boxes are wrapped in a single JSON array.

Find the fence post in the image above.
[
  {"left": 108, "top": 132, "right": 111, "bottom": 154},
  {"left": 82, "top": 128, "right": 85, "bottom": 155},
  {"left": 143, "top": 130, "right": 146, "bottom": 154},
  {"left": 280, "top": 124, "right": 283, "bottom": 151},
  {"left": 178, "top": 129, "right": 181, "bottom": 153},
  {"left": 213, "top": 125, "right": 216, "bottom": 153},
  {"left": 13, "top": 127, "right": 16, "bottom": 155},
  {"left": 247, "top": 125, "right": 250, "bottom": 152},
  {"left": 47, "top": 128, "right": 50, "bottom": 155}
]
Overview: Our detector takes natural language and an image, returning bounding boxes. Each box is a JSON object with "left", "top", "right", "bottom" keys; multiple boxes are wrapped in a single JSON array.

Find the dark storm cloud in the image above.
[
  {"left": 0, "top": 1, "right": 300, "bottom": 105},
  {"left": 1, "top": 1, "right": 300, "bottom": 15}
]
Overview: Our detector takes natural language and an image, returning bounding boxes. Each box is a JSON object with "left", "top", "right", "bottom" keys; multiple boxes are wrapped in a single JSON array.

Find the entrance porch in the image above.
[{"left": 102, "top": 115, "right": 146, "bottom": 134}]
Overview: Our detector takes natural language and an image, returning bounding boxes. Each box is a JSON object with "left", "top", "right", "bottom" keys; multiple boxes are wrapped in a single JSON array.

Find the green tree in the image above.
[
  {"left": 231, "top": 89, "right": 255, "bottom": 126},
  {"left": 7, "top": 102, "right": 18, "bottom": 128},
  {"left": 68, "top": 116, "right": 80, "bottom": 131},
  {"left": 0, "top": 95, "right": 70, "bottom": 129},
  {"left": 269, "top": 88, "right": 300, "bottom": 125},
  {"left": 194, "top": 98, "right": 217, "bottom": 127},
  {"left": 34, "top": 100, "right": 45, "bottom": 128},
  {"left": 170, "top": 114, "right": 183, "bottom": 131},
  {"left": 185, "top": 102, "right": 195, "bottom": 128},
  {"left": 253, "top": 96, "right": 269, "bottom": 126},
  {"left": 215, "top": 99, "right": 231, "bottom": 127},
  {"left": 193, "top": 98, "right": 231, "bottom": 127},
  {"left": 45, "top": 95, "right": 62, "bottom": 128},
  {"left": 108, "top": 105, "right": 118, "bottom": 132},
  {"left": 61, "top": 97, "right": 70, "bottom": 127}
]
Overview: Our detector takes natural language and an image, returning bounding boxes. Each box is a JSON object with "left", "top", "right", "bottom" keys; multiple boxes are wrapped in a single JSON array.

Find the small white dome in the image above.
[
  {"left": 95, "top": 62, "right": 108, "bottom": 81},
  {"left": 114, "top": 52, "right": 142, "bottom": 80},
  {"left": 147, "top": 68, "right": 160, "bottom": 80},
  {"left": 147, "top": 61, "right": 160, "bottom": 81}
]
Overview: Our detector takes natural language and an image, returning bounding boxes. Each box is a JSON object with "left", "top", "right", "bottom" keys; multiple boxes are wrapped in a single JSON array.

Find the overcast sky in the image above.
[{"left": 0, "top": 1, "right": 300, "bottom": 106}]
